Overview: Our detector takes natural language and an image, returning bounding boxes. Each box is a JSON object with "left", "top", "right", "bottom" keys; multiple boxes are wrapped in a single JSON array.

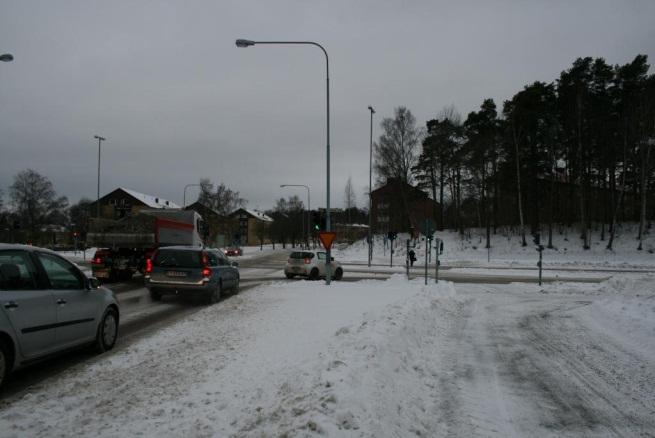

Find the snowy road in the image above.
[
  {"left": 1, "top": 272, "right": 653, "bottom": 437},
  {"left": 434, "top": 283, "right": 655, "bottom": 436}
]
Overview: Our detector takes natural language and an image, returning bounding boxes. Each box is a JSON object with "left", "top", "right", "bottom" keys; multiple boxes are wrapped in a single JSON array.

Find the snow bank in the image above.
[{"left": 0, "top": 276, "right": 460, "bottom": 437}]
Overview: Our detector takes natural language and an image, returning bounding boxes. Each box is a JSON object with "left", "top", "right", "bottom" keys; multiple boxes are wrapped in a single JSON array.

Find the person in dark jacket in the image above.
[{"left": 408, "top": 249, "right": 416, "bottom": 266}]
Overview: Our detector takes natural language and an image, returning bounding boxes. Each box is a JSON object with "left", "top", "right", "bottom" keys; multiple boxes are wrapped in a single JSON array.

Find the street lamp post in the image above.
[
  {"left": 0, "top": 54, "right": 13, "bottom": 62},
  {"left": 367, "top": 105, "right": 375, "bottom": 267},
  {"left": 94, "top": 135, "right": 106, "bottom": 218},
  {"left": 281, "top": 184, "right": 311, "bottom": 249},
  {"left": 236, "top": 38, "right": 332, "bottom": 284},
  {"left": 183, "top": 183, "right": 202, "bottom": 208}
]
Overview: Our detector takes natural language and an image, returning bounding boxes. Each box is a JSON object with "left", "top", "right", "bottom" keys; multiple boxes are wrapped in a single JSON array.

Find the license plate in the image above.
[
  {"left": 166, "top": 271, "right": 188, "bottom": 277},
  {"left": 94, "top": 271, "right": 109, "bottom": 278}
]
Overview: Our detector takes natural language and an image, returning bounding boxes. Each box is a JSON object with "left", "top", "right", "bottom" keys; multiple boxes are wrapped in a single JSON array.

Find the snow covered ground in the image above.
[
  {"left": 335, "top": 224, "right": 655, "bottom": 269},
  {"left": 1, "top": 272, "right": 654, "bottom": 437}
]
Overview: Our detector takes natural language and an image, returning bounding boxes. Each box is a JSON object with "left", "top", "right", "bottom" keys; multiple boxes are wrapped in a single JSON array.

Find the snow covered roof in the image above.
[
  {"left": 120, "top": 188, "right": 180, "bottom": 209},
  {"left": 245, "top": 209, "right": 273, "bottom": 222},
  {"left": 232, "top": 208, "right": 273, "bottom": 222}
]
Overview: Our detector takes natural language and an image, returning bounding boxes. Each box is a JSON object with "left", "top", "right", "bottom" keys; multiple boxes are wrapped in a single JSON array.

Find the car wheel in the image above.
[
  {"left": 334, "top": 268, "right": 343, "bottom": 281},
  {"left": 206, "top": 281, "right": 221, "bottom": 304},
  {"left": 233, "top": 277, "right": 240, "bottom": 295},
  {"left": 285, "top": 273, "right": 295, "bottom": 279},
  {"left": 149, "top": 288, "right": 162, "bottom": 301},
  {"left": 95, "top": 307, "right": 119, "bottom": 353},
  {"left": 0, "top": 338, "right": 12, "bottom": 389},
  {"left": 309, "top": 268, "right": 319, "bottom": 281}
]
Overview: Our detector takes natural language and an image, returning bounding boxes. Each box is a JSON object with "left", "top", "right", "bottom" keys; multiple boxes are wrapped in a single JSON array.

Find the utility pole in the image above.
[
  {"left": 94, "top": 135, "right": 106, "bottom": 218},
  {"left": 368, "top": 105, "right": 375, "bottom": 267}
]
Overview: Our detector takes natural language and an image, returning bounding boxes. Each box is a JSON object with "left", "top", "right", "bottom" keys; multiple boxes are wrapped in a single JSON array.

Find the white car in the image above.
[{"left": 284, "top": 251, "right": 343, "bottom": 280}]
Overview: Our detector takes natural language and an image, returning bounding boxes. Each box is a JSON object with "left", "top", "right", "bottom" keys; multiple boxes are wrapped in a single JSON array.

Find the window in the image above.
[
  {"left": 36, "top": 252, "right": 84, "bottom": 290},
  {"left": 290, "top": 252, "right": 315, "bottom": 260},
  {"left": 217, "top": 253, "right": 229, "bottom": 266},
  {"left": 153, "top": 250, "right": 201, "bottom": 268},
  {"left": 207, "top": 252, "right": 219, "bottom": 267},
  {"left": 0, "top": 250, "right": 39, "bottom": 291},
  {"left": 317, "top": 252, "right": 327, "bottom": 261}
]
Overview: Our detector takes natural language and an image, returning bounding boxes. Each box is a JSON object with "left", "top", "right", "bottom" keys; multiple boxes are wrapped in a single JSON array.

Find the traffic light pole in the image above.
[
  {"left": 405, "top": 239, "right": 410, "bottom": 280},
  {"left": 424, "top": 220, "right": 429, "bottom": 285},
  {"left": 434, "top": 238, "right": 442, "bottom": 283}
]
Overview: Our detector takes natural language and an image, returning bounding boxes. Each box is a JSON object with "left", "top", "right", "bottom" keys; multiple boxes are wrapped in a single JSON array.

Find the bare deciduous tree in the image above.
[
  {"left": 374, "top": 106, "right": 424, "bottom": 185},
  {"left": 10, "top": 169, "right": 68, "bottom": 233},
  {"left": 197, "top": 178, "right": 245, "bottom": 215}
]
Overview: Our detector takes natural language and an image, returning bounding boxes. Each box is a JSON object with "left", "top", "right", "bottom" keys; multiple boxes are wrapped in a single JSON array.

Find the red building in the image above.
[{"left": 370, "top": 178, "right": 440, "bottom": 234}]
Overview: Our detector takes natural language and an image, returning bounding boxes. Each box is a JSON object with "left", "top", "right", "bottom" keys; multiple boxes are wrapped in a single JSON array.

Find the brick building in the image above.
[{"left": 370, "top": 178, "right": 440, "bottom": 234}]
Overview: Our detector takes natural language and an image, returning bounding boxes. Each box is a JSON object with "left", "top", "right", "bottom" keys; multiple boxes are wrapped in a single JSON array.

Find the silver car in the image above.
[
  {"left": 0, "top": 244, "right": 119, "bottom": 388},
  {"left": 284, "top": 250, "right": 343, "bottom": 280}
]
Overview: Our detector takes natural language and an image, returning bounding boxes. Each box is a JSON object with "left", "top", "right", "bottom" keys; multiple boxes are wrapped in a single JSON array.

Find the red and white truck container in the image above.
[{"left": 87, "top": 209, "right": 206, "bottom": 281}]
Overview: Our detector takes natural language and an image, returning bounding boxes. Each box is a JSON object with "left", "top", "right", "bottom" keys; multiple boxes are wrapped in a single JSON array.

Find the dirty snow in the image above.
[{"left": 1, "top": 271, "right": 654, "bottom": 436}]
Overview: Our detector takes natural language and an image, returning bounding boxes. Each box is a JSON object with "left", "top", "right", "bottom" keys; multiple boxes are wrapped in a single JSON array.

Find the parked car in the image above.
[
  {"left": 0, "top": 244, "right": 119, "bottom": 388},
  {"left": 144, "top": 246, "right": 240, "bottom": 303},
  {"left": 284, "top": 251, "right": 343, "bottom": 280},
  {"left": 224, "top": 247, "right": 243, "bottom": 257}
]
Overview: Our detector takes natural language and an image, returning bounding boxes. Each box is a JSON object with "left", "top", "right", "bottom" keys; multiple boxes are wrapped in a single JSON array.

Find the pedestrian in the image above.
[{"left": 408, "top": 249, "right": 416, "bottom": 267}]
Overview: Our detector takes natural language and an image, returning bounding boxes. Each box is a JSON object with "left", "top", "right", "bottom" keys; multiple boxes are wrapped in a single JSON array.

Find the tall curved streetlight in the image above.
[
  {"left": 236, "top": 38, "right": 333, "bottom": 284},
  {"left": 280, "top": 184, "right": 311, "bottom": 249},
  {"left": 367, "top": 106, "right": 375, "bottom": 267},
  {"left": 94, "top": 135, "right": 106, "bottom": 218}
]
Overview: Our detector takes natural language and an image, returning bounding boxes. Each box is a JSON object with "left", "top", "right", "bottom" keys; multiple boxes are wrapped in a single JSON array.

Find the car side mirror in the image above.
[
  {"left": 87, "top": 277, "right": 101, "bottom": 290},
  {"left": 331, "top": 257, "right": 335, "bottom": 262},
  {"left": 231, "top": 261, "right": 239, "bottom": 267}
]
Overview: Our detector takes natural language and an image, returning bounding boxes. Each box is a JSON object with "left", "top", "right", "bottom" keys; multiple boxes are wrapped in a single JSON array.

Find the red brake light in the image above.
[
  {"left": 145, "top": 258, "right": 152, "bottom": 274},
  {"left": 202, "top": 267, "right": 211, "bottom": 277},
  {"left": 304, "top": 258, "right": 311, "bottom": 264},
  {"left": 93, "top": 257, "right": 102, "bottom": 265}
]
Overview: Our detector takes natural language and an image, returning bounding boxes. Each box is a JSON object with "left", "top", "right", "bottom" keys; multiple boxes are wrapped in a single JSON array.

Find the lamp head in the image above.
[
  {"left": 235, "top": 39, "right": 255, "bottom": 48},
  {"left": 0, "top": 53, "right": 13, "bottom": 62}
]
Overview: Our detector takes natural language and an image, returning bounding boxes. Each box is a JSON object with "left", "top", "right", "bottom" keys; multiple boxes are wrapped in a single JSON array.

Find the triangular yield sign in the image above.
[{"left": 318, "top": 231, "right": 336, "bottom": 250}]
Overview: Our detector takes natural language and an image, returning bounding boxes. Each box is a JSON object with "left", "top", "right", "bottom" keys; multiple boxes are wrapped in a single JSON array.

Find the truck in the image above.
[{"left": 87, "top": 209, "right": 206, "bottom": 282}]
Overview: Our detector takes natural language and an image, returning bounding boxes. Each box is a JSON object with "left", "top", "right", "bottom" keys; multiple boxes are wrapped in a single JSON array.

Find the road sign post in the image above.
[
  {"left": 318, "top": 231, "right": 336, "bottom": 285},
  {"left": 434, "top": 238, "right": 442, "bottom": 283},
  {"left": 406, "top": 239, "right": 410, "bottom": 280}
]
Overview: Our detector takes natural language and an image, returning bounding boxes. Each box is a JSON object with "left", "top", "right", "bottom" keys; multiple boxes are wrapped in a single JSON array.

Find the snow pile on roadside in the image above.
[
  {"left": 573, "top": 274, "right": 655, "bottom": 358},
  {"left": 238, "top": 278, "right": 461, "bottom": 436},
  {"left": 0, "top": 276, "right": 461, "bottom": 437}
]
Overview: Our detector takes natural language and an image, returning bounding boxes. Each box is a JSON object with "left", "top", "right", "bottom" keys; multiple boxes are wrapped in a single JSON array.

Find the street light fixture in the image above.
[
  {"left": 183, "top": 183, "right": 202, "bottom": 208},
  {"left": 94, "top": 135, "right": 106, "bottom": 218},
  {"left": 0, "top": 54, "right": 13, "bottom": 62},
  {"left": 367, "top": 105, "right": 375, "bottom": 268},
  {"left": 236, "top": 38, "right": 333, "bottom": 284},
  {"left": 280, "top": 184, "right": 311, "bottom": 249}
]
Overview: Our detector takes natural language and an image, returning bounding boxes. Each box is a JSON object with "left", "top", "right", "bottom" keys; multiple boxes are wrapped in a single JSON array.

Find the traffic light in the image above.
[
  {"left": 533, "top": 233, "right": 540, "bottom": 245},
  {"left": 311, "top": 211, "right": 326, "bottom": 231}
]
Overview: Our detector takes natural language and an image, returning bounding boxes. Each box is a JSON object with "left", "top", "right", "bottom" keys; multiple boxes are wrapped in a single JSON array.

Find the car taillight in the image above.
[
  {"left": 93, "top": 257, "right": 102, "bottom": 265},
  {"left": 304, "top": 258, "right": 311, "bottom": 264},
  {"left": 145, "top": 258, "right": 152, "bottom": 274},
  {"left": 202, "top": 267, "right": 211, "bottom": 278}
]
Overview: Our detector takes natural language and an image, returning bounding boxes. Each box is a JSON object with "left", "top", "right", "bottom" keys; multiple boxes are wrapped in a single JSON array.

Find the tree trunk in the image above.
[
  {"left": 512, "top": 124, "right": 527, "bottom": 246},
  {"left": 637, "top": 141, "right": 652, "bottom": 250},
  {"left": 608, "top": 128, "right": 629, "bottom": 251},
  {"left": 439, "top": 161, "right": 445, "bottom": 230}
]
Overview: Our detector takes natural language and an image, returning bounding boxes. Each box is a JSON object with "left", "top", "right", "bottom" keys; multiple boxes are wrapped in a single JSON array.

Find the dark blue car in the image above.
[{"left": 144, "top": 246, "right": 239, "bottom": 304}]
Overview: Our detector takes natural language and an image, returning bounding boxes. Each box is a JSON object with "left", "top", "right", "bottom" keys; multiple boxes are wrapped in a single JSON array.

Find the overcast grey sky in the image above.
[{"left": 1, "top": 0, "right": 654, "bottom": 211}]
